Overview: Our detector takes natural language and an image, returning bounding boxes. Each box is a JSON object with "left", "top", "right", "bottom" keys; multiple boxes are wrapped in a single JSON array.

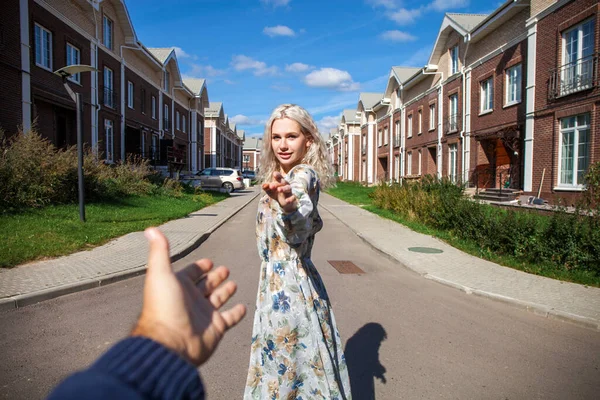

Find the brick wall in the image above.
[{"left": 0, "top": 0, "right": 23, "bottom": 135}]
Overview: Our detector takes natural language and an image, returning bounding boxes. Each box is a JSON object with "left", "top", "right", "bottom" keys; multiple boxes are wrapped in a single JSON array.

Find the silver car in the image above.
[{"left": 196, "top": 168, "right": 245, "bottom": 192}]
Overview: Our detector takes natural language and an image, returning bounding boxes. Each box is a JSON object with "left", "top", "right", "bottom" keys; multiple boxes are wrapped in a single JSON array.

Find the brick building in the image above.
[
  {"left": 242, "top": 136, "right": 262, "bottom": 172},
  {"left": 338, "top": 109, "right": 361, "bottom": 181}
]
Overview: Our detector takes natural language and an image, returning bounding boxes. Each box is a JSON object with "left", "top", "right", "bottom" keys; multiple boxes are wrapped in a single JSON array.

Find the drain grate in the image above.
[
  {"left": 328, "top": 260, "right": 365, "bottom": 274},
  {"left": 408, "top": 247, "right": 443, "bottom": 254}
]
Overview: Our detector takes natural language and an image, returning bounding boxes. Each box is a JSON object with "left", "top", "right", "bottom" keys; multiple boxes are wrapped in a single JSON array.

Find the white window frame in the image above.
[
  {"left": 481, "top": 77, "right": 493, "bottom": 113},
  {"left": 103, "top": 67, "right": 114, "bottom": 108},
  {"left": 394, "top": 121, "right": 400, "bottom": 147},
  {"left": 66, "top": 43, "right": 80, "bottom": 83},
  {"left": 151, "top": 134, "right": 158, "bottom": 160},
  {"left": 418, "top": 109, "right": 422, "bottom": 134},
  {"left": 384, "top": 126, "right": 388, "bottom": 145},
  {"left": 429, "top": 103, "right": 435, "bottom": 131},
  {"left": 418, "top": 150, "right": 422, "bottom": 175},
  {"left": 105, "top": 119, "right": 114, "bottom": 163},
  {"left": 558, "top": 114, "right": 591, "bottom": 189},
  {"left": 395, "top": 155, "right": 400, "bottom": 179},
  {"left": 505, "top": 64, "right": 522, "bottom": 106},
  {"left": 127, "top": 81, "right": 134, "bottom": 109},
  {"left": 151, "top": 96, "right": 156, "bottom": 119},
  {"left": 449, "top": 94, "right": 458, "bottom": 132},
  {"left": 407, "top": 114, "right": 413, "bottom": 138},
  {"left": 103, "top": 15, "right": 113, "bottom": 49},
  {"left": 164, "top": 70, "right": 170, "bottom": 92},
  {"left": 449, "top": 144, "right": 458, "bottom": 183},
  {"left": 34, "top": 23, "right": 52, "bottom": 71},
  {"left": 450, "top": 45, "right": 459, "bottom": 75},
  {"left": 378, "top": 129, "right": 382, "bottom": 147},
  {"left": 182, "top": 114, "right": 186, "bottom": 133},
  {"left": 407, "top": 152, "right": 413, "bottom": 175},
  {"left": 561, "top": 19, "right": 595, "bottom": 96}
]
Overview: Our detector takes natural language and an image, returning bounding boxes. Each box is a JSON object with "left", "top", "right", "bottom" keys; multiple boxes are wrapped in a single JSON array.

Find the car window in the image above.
[
  {"left": 221, "top": 170, "right": 233, "bottom": 176},
  {"left": 211, "top": 169, "right": 222, "bottom": 176},
  {"left": 199, "top": 169, "right": 212, "bottom": 176}
]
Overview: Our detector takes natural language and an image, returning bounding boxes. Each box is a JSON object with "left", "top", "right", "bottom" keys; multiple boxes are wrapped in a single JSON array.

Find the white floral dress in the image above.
[{"left": 244, "top": 165, "right": 351, "bottom": 400}]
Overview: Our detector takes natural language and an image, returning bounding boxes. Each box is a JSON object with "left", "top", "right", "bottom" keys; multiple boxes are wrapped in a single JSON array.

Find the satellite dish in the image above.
[{"left": 54, "top": 64, "right": 97, "bottom": 79}]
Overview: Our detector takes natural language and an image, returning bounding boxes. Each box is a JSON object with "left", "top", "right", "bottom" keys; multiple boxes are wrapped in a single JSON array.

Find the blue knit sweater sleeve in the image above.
[{"left": 46, "top": 337, "right": 205, "bottom": 400}]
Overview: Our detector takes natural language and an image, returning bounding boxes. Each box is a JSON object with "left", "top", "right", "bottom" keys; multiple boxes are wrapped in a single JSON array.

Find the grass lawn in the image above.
[
  {"left": 0, "top": 192, "right": 228, "bottom": 268},
  {"left": 327, "top": 182, "right": 600, "bottom": 287}
]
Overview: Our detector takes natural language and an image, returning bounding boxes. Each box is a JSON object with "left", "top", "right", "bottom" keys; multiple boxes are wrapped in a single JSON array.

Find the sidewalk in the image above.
[
  {"left": 320, "top": 193, "right": 600, "bottom": 331},
  {"left": 0, "top": 187, "right": 261, "bottom": 312}
]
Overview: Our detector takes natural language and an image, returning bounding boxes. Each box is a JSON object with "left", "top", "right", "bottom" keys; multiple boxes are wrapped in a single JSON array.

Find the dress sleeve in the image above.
[{"left": 272, "top": 165, "right": 318, "bottom": 247}]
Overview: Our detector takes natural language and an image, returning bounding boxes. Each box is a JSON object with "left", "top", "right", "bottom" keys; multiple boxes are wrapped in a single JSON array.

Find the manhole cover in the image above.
[
  {"left": 408, "top": 247, "right": 444, "bottom": 254},
  {"left": 328, "top": 260, "right": 365, "bottom": 274}
]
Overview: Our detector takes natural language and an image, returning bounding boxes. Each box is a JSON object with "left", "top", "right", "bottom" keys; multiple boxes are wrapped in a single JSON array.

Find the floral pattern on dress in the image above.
[{"left": 244, "top": 164, "right": 351, "bottom": 400}]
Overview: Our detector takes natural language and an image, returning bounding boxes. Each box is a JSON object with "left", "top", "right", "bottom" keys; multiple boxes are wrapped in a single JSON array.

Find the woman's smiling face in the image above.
[{"left": 271, "top": 118, "right": 311, "bottom": 173}]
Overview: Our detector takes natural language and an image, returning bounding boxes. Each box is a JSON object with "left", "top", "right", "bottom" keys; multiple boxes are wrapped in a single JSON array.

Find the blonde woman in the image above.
[{"left": 244, "top": 104, "right": 351, "bottom": 399}]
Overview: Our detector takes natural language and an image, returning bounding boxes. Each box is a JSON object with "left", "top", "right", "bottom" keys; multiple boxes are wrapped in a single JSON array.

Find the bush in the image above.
[
  {"left": 0, "top": 130, "right": 188, "bottom": 211},
  {"left": 371, "top": 176, "right": 600, "bottom": 277}
]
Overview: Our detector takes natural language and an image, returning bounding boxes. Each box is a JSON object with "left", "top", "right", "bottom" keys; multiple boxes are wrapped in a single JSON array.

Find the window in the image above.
[
  {"left": 151, "top": 135, "right": 158, "bottom": 160},
  {"left": 429, "top": 104, "right": 435, "bottom": 130},
  {"left": 450, "top": 45, "right": 459, "bottom": 75},
  {"left": 182, "top": 115, "right": 186, "bottom": 133},
  {"left": 561, "top": 19, "right": 595, "bottom": 95},
  {"left": 384, "top": 126, "right": 388, "bottom": 145},
  {"left": 449, "top": 94, "right": 458, "bottom": 132},
  {"left": 164, "top": 104, "right": 169, "bottom": 130},
  {"left": 395, "top": 155, "right": 400, "bottom": 179},
  {"left": 34, "top": 23, "right": 52, "bottom": 70},
  {"left": 407, "top": 152, "right": 412, "bottom": 175},
  {"left": 127, "top": 81, "right": 134, "bottom": 109},
  {"left": 449, "top": 144, "right": 458, "bottom": 183},
  {"left": 103, "top": 67, "right": 114, "bottom": 108},
  {"left": 505, "top": 64, "right": 522, "bottom": 105},
  {"left": 141, "top": 89, "right": 146, "bottom": 114},
  {"left": 394, "top": 121, "right": 400, "bottom": 147},
  {"left": 481, "top": 78, "right": 493, "bottom": 113},
  {"left": 105, "top": 120, "right": 114, "bottom": 163},
  {"left": 378, "top": 129, "right": 382, "bottom": 147},
  {"left": 151, "top": 96, "right": 156, "bottom": 119},
  {"left": 164, "top": 70, "right": 170, "bottom": 91},
  {"left": 559, "top": 114, "right": 590, "bottom": 188},
  {"left": 103, "top": 15, "right": 113, "bottom": 49},
  {"left": 176, "top": 111, "right": 180, "bottom": 130},
  {"left": 418, "top": 109, "right": 422, "bottom": 134},
  {"left": 407, "top": 114, "right": 413, "bottom": 138},
  {"left": 418, "top": 150, "right": 422, "bottom": 175},
  {"left": 66, "top": 43, "right": 80, "bottom": 83}
]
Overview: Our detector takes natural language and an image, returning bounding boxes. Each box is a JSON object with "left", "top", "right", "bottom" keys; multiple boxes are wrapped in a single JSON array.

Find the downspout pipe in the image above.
[{"left": 461, "top": 33, "right": 472, "bottom": 185}]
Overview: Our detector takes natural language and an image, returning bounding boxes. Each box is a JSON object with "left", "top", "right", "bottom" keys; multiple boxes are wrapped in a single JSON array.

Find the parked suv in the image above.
[{"left": 196, "top": 168, "right": 245, "bottom": 192}]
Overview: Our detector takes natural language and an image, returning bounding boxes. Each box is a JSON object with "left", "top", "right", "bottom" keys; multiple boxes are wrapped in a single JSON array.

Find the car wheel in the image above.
[{"left": 223, "top": 182, "right": 234, "bottom": 193}]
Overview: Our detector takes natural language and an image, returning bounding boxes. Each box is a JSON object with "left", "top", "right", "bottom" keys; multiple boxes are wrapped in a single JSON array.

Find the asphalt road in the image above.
[{"left": 0, "top": 197, "right": 599, "bottom": 399}]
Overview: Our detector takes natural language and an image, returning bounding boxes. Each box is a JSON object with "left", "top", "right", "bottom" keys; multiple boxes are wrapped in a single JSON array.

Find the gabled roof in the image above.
[
  {"left": 147, "top": 48, "right": 173, "bottom": 63},
  {"left": 358, "top": 93, "right": 383, "bottom": 111},
  {"left": 341, "top": 109, "right": 360, "bottom": 124},
  {"left": 243, "top": 136, "right": 263, "bottom": 150},
  {"left": 205, "top": 102, "right": 223, "bottom": 117},
  {"left": 470, "top": 0, "right": 529, "bottom": 44},
  {"left": 237, "top": 129, "right": 245, "bottom": 140},
  {"left": 427, "top": 13, "right": 488, "bottom": 66},
  {"left": 384, "top": 66, "right": 422, "bottom": 97},
  {"left": 107, "top": 0, "right": 137, "bottom": 45},
  {"left": 183, "top": 78, "right": 205, "bottom": 95}
]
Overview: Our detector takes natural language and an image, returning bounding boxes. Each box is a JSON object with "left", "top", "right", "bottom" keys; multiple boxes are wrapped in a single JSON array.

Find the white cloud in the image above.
[
  {"left": 428, "top": 0, "right": 469, "bottom": 12},
  {"left": 188, "top": 64, "right": 226, "bottom": 77},
  {"left": 317, "top": 115, "right": 341, "bottom": 133},
  {"left": 380, "top": 30, "right": 417, "bottom": 42},
  {"left": 367, "top": 0, "right": 401, "bottom": 9},
  {"left": 231, "top": 114, "right": 265, "bottom": 126},
  {"left": 285, "top": 62, "right": 313, "bottom": 73},
  {"left": 224, "top": 79, "right": 235, "bottom": 85},
  {"left": 231, "top": 55, "right": 278, "bottom": 76},
  {"left": 263, "top": 25, "right": 296, "bottom": 37},
  {"left": 304, "top": 68, "right": 360, "bottom": 92},
  {"left": 173, "top": 47, "right": 197, "bottom": 60},
  {"left": 260, "top": 0, "right": 291, "bottom": 7},
  {"left": 389, "top": 8, "right": 422, "bottom": 24},
  {"left": 271, "top": 84, "right": 293, "bottom": 92}
]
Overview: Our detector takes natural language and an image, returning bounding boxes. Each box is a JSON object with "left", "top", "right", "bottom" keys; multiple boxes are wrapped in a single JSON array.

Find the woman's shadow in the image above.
[{"left": 344, "top": 323, "right": 387, "bottom": 400}]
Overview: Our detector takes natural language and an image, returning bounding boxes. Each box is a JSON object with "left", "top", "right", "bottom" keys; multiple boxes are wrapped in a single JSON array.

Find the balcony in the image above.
[
  {"left": 549, "top": 53, "right": 598, "bottom": 100},
  {"left": 102, "top": 86, "right": 118, "bottom": 110},
  {"left": 444, "top": 113, "right": 461, "bottom": 134}
]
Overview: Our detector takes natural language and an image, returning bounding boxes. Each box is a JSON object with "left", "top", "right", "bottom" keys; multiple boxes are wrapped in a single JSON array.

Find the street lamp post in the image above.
[{"left": 54, "top": 64, "right": 97, "bottom": 222}]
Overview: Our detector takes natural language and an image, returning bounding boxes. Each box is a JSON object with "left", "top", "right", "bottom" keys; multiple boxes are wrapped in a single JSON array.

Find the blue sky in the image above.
[{"left": 126, "top": 0, "right": 494, "bottom": 137}]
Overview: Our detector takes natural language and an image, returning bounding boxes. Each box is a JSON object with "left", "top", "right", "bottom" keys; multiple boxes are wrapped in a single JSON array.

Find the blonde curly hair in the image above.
[{"left": 257, "top": 104, "right": 335, "bottom": 189}]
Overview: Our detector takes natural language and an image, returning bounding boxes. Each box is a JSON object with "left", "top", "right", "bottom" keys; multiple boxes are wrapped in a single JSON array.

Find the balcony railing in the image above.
[
  {"left": 102, "top": 87, "right": 118, "bottom": 109},
  {"left": 444, "top": 113, "right": 461, "bottom": 133},
  {"left": 549, "top": 53, "right": 599, "bottom": 100}
]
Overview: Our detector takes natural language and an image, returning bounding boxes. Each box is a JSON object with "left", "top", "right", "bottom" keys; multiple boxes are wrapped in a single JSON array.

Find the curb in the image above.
[
  {"left": 0, "top": 190, "right": 261, "bottom": 312},
  {"left": 320, "top": 202, "right": 600, "bottom": 332}
]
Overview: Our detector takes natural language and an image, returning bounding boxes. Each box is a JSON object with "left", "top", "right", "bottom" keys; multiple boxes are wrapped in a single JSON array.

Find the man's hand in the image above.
[
  {"left": 131, "top": 228, "right": 246, "bottom": 366},
  {"left": 262, "top": 171, "right": 297, "bottom": 213}
]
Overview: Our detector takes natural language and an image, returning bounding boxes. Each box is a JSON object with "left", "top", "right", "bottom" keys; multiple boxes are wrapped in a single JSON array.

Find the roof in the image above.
[
  {"left": 204, "top": 102, "right": 222, "bottom": 117},
  {"left": 342, "top": 109, "right": 359, "bottom": 124},
  {"left": 147, "top": 48, "right": 173, "bottom": 63},
  {"left": 243, "top": 136, "right": 263, "bottom": 150},
  {"left": 392, "top": 67, "right": 422, "bottom": 83},
  {"left": 358, "top": 93, "right": 383, "bottom": 110},
  {"left": 446, "top": 13, "right": 489, "bottom": 32},
  {"left": 237, "top": 129, "right": 245, "bottom": 140},
  {"left": 183, "top": 78, "right": 205, "bottom": 95}
]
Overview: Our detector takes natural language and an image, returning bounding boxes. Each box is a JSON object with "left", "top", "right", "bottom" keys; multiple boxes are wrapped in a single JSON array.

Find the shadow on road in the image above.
[{"left": 344, "top": 322, "right": 387, "bottom": 400}]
